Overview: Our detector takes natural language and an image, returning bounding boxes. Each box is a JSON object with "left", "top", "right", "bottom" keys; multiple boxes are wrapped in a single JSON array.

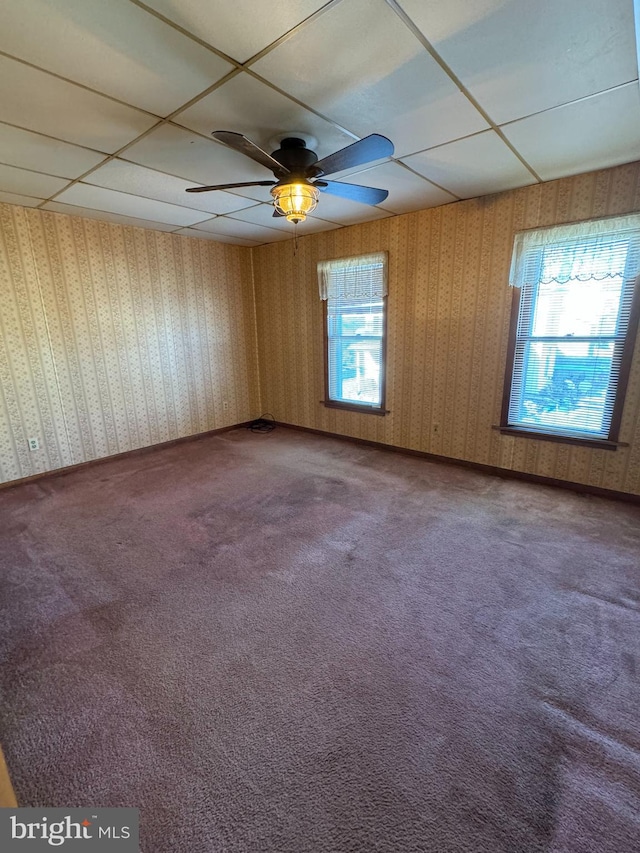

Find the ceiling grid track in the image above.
[
  {"left": 0, "top": 0, "right": 635, "bottom": 240},
  {"left": 383, "top": 0, "right": 543, "bottom": 183}
]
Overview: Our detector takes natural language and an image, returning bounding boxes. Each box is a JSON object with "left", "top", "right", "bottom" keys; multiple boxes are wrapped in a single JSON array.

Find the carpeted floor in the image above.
[{"left": 1, "top": 427, "right": 639, "bottom": 852}]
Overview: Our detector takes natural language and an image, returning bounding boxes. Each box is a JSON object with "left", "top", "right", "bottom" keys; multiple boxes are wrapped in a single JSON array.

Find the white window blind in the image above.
[
  {"left": 507, "top": 215, "right": 640, "bottom": 440},
  {"left": 318, "top": 253, "right": 387, "bottom": 408}
]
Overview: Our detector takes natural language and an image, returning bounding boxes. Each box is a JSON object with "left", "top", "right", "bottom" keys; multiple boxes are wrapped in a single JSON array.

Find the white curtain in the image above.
[
  {"left": 318, "top": 252, "right": 388, "bottom": 300},
  {"left": 509, "top": 213, "right": 640, "bottom": 287}
]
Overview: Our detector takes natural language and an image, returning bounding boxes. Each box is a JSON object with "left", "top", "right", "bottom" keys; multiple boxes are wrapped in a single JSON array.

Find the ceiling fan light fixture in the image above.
[
  {"left": 190, "top": 132, "right": 394, "bottom": 225},
  {"left": 271, "top": 182, "right": 319, "bottom": 223}
]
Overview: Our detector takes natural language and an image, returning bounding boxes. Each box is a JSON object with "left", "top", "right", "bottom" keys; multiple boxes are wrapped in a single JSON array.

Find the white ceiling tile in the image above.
[
  {"left": 174, "top": 72, "right": 357, "bottom": 159},
  {"left": 173, "top": 227, "right": 260, "bottom": 246},
  {"left": 0, "top": 0, "right": 233, "bottom": 116},
  {"left": 85, "top": 159, "right": 260, "bottom": 215},
  {"left": 192, "top": 216, "right": 288, "bottom": 241},
  {"left": 251, "top": 0, "right": 488, "bottom": 157},
  {"left": 502, "top": 84, "right": 640, "bottom": 181},
  {"left": 0, "top": 123, "right": 106, "bottom": 178},
  {"left": 402, "top": 131, "right": 536, "bottom": 198},
  {"left": 0, "top": 163, "right": 70, "bottom": 199},
  {"left": 398, "top": 0, "right": 638, "bottom": 124},
  {"left": 0, "top": 192, "right": 45, "bottom": 208},
  {"left": 0, "top": 0, "right": 635, "bottom": 236},
  {"left": 0, "top": 56, "right": 157, "bottom": 153},
  {"left": 123, "top": 124, "right": 274, "bottom": 201},
  {"left": 42, "top": 201, "right": 178, "bottom": 231},
  {"left": 141, "top": 0, "right": 330, "bottom": 63},
  {"left": 228, "top": 203, "right": 342, "bottom": 235},
  {"left": 54, "top": 183, "right": 213, "bottom": 226},
  {"left": 334, "top": 161, "right": 457, "bottom": 213}
]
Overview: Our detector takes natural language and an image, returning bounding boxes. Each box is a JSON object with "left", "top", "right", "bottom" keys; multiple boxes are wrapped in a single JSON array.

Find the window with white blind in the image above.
[
  {"left": 503, "top": 215, "right": 640, "bottom": 444},
  {"left": 318, "top": 253, "right": 388, "bottom": 412}
]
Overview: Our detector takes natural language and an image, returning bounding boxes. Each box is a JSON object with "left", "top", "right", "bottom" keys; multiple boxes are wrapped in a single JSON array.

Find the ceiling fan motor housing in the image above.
[{"left": 271, "top": 137, "right": 320, "bottom": 179}]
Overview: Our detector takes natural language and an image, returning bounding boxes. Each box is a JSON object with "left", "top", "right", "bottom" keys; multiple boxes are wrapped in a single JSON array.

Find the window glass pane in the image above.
[
  {"left": 327, "top": 296, "right": 383, "bottom": 406},
  {"left": 328, "top": 337, "right": 382, "bottom": 405},
  {"left": 507, "top": 224, "right": 640, "bottom": 441},
  {"left": 322, "top": 254, "right": 386, "bottom": 410},
  {"left": 327, "top": 302, "right": 383, "bottom": 337},
  {"left": 333, "top": 311, "right": 383, "bottom": 337},
  {"left": 511, "top": 340, "right": 615, "bottom": 435},
  {"left": 531, "top": 277, "right": 624, "bottom": 337}
]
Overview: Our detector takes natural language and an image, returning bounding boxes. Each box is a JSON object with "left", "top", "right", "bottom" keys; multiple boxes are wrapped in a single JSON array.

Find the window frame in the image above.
[
  {"left": 321, "top": 259, "right": 389, "bottom": 416},
  {"left": 500, "top": 232, "right": 640, "bottom": 449}
]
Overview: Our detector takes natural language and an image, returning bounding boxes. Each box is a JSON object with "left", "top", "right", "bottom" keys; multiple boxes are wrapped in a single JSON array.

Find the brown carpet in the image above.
[{"left": 1, "top": 427, "right": 639, "bottom": 852}]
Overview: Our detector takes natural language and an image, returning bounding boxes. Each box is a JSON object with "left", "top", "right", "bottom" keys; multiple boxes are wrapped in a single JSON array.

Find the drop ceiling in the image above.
[{"left": 0, "top": 0, "right": 638, "bottom": 245}]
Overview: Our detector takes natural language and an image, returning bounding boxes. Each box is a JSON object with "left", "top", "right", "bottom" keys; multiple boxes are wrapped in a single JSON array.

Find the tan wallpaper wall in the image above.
[
  {"left": 0, "top": 203, "right": 260, "bottom": 484},
  {"left": 252, "top": 162, "right": 640, "bottom": 496},
  {"left": 3, "top": 163, "right": 640, "bottom": 493}
]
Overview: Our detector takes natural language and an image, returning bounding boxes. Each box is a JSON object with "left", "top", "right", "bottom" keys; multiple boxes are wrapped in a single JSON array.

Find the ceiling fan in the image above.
[{"left": 186, "top": 130, "right": 394, "bottom": 224}]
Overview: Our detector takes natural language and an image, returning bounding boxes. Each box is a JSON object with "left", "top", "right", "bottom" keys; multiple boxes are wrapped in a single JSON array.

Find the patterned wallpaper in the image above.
[
  {"left": 3, "top": 162, "right": 640, "bottom": 493},
  {"left": 252, "top": 162, "right": 640, "bottom": 496},
  {"left": 0, "top": 204, "right": 260, "bottom": 484}
]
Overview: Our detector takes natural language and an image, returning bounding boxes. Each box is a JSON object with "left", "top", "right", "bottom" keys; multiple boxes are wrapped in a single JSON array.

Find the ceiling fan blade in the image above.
[
  {"left": 312, "top": 134, "right": 394, "bottom": 177},
  {"left": 212, "top": 131, "right": 290, "bottom": 177},
  {"left": 186, "top": 180, "right": 276, "bottom": 194},
  {"left": 272, "top": 209, "right": 285, "bottom": 217},
  {"left": 318, "top": 180, "right": 389, "bottom": 205}
]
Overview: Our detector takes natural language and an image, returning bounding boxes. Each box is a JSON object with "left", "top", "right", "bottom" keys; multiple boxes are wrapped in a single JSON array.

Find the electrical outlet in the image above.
[
  {"left": 222, "top": 401, "right": 229, "bottom": 412},
  {"left": 28, "top": 437, "right": 39, "bottom": 451}
]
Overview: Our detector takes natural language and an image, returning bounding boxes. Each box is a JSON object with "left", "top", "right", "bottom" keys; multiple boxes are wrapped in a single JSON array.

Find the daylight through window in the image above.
[
  {"left": 504, "top": 216, "right": 640, "bottom": 442},
  {"left": 318, "top": 253, "right": 387, "bottom": 411}
]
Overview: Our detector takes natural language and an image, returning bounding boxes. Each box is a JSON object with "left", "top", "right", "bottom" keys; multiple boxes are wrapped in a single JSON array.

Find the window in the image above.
[
  {"left": 503, "top": 215, "right": 640, "bottom": 445},
  {"left": 318, "top": 253, "right": 387, "bottom": 413}
]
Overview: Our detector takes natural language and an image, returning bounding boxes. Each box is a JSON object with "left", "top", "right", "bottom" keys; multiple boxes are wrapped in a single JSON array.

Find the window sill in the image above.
[
  {"left": 493, "top": 425, "right": 628, "bottom": 450},
  {"left": 321, "top": 400, "right": 389, "bottom": 416}
]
